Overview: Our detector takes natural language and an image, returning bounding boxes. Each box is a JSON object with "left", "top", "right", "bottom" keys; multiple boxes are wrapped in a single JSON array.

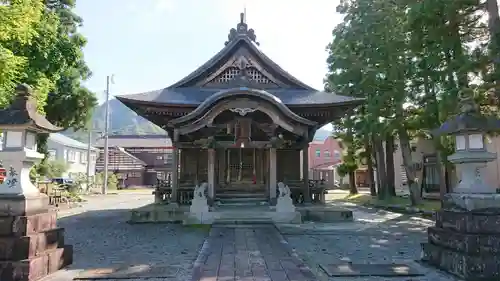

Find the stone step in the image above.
[
  {"left": 217, "top": 202, "right": 269, "bottom": 208},
  {"left": 213, "top": 218, "right": 274, "bottom": 225},
  {"left": 218, "top": 190, "right": 267, "bottom": 195},
  {"left": 217, "top": 192, "right": 267, "bottom": 199},
  {"left": 217, "top": 196, "right": 269, "bottom": 207}
]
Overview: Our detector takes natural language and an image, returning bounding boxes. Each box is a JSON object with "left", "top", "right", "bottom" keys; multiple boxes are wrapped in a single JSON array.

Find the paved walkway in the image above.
[
  {"left": 192, "top": 226, "right": 316, "bottom": 281},
  {"left": 42, "top": 193, "right": 459, "bottom": 281}
]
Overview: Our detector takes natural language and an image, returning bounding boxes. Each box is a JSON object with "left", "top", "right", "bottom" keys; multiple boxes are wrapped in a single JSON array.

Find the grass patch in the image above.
[
  {"left": 184, "top": 224, "right": 212, "bottom": 232},
  {"left": 342, "top": 193, "right": 441, "bottom": 212}
]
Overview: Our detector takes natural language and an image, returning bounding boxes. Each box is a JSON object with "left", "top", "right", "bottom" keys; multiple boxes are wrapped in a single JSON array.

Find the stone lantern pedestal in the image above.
[
  {"left": 421, "top": 91, "right": 500, "bottom": 280},
  {"left": 0, "top": 85, "right": 72, "bottom": 281}
]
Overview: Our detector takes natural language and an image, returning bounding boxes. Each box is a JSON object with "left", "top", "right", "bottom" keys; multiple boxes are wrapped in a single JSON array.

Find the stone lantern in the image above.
[
  {"left": 0, "top": 85, "right": 63, "bottom": 197},
  {"left": 422, "top": 90, "right": 500, "bottom": 280},
  {"left": 0, "top": 84, "right": 72, "bottom": 281}
]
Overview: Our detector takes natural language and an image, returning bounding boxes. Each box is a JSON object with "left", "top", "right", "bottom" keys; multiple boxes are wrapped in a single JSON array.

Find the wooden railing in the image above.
[
  {"left": 153, "top": 179, "right": 328, "bottom": 205},
  {"left": 38, "top": 181, "right": 67, "bottom": 206},
  {"left": 286, "top": 179, "right": 327, "bottom": 204},
  {"left": 153, "top": 179, "right": 195, "bottom": 205}
]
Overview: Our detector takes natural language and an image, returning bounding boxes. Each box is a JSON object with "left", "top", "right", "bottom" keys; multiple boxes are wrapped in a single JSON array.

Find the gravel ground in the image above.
[
  {"left": 43, "top": 193, "right": 208, "bottom": 281},
  {"left": 285, "top": 203, "right": 460, "bottom": 281},
  {"left": 43, "top": 193, "right": 461, "bottom": 281}
]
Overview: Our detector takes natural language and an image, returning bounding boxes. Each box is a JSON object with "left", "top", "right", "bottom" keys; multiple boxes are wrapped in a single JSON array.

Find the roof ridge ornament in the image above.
[{"left": 225, "top": 12, "right": 259, "bottom": 46}]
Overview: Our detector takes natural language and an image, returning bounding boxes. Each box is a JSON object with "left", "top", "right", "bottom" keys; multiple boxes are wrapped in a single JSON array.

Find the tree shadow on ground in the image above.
[{"left": 45, "top": 208, "right": 207, "bottom": 281}]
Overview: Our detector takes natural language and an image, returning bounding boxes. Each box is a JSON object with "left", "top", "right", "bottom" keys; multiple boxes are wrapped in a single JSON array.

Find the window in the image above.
[
  {"left": 324, "top": 150, "right": 331, "bottom": 159},
  {"left": 157, "top": 171, "right": 165, "bottom": 180},
  {"left": 127, "top": 172, "right": 141, "bottom": 178},
  {"left": 48, "top": 150, "right": 57, "bottom": 160},
  {"left": 334, "top": 150, "right": 341, "bottom": 159},
  {"left": 165, "top": 152, "right": 173, "bottom": 164},
  {"left": 156, "top": 155, "right": 164, "bottom": 160},
  {"left": 67, "top": 150, "right": 76, "bottom": 162},
  {"left": 81, "top": 152, "right": 88, "bottom": 163},
  {"left": 315, "top": 149, "right": 321, "bottom": 158}
]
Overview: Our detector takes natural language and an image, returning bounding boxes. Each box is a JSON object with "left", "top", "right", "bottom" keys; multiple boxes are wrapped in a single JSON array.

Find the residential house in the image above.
[
  {"left": 94, "top": 135, "right": 173, "bottom": 188},
  {"left": 47, "top": 133, "right": 99, "bottom": 179},
  {"left": 300, "top": 136, "right": 343, "bottom": 184},
  {"left": 396, "top": 136, "right": 500, "bottom": 194}
]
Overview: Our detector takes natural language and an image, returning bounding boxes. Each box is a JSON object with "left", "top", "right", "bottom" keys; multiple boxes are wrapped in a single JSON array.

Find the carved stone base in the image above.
[
  {"left": 422, "top": 209, "right": 500, "bottom": 281},
  {"left": 0, "top": 194, "right": 50, "bottom": 216},
  {"left": 442, "top": 193, "right": 500, "bottom": 213},
  {"left": 0, "top": 195, "right": 72, "bottom": 281}
]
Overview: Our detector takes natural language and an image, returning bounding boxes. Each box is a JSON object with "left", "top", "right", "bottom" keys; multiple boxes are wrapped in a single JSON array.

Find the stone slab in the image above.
[
  {"left": 191, "top": 226, "right": 318, "bottom": 281},
  {"left": 442, "top": 193, "right": 500, "bottom": 213},
  {"left": 319, "top": 263, "right": 424, "bottom": 277},
  {"left": 0, "top": 227, "right": 65, "bottom": 261},
  {"left": 74, "top": 264, "right": 184, "bottom": 280},
  {"left": 128, "top": 204, "right": 188, "bottom": 224},
  {"left": 0, "top": 194, "right": 50, "bottom": 217},
  {"left": 0, "top": 246, "right": 71, "bottom": 281},
  {"left": 275, "top": 222, "right": 367, "bottom": 235},
  {"left": 435, "top": 210, "right": 500, "bottom": 234},
  {"left": 0, "top": 211, "right": 57, "bottom": 236},
  {"left": 428, "top": 226, "right": 500, "bottom": 256},
  {"left": 298, "top": 207, "right": 353, "bottom": 222},
  {"left": 422, "top": 242, "right": 500, "bottom": 281}
]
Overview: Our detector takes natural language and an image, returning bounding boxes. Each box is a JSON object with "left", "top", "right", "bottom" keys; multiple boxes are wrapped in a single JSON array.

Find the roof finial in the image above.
[{"left": 225, "top": 11, "right": 259, "bottom": 46}]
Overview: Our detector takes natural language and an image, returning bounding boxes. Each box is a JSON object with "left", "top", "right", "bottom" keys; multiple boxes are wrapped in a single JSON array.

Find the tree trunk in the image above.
[
  {"left": 348, "top": 171, "right": 358, "bottom": 195},
  {"left": 364, "top": 134, "right": 377, "bottom": 196},
  {"left": 486, "top": 0, "right": 500, "bottom": 101},
  {"left": 397, "top": 126, "right": 421, "bottom": 206},
  {"left": 385, "top": 134, "right": 396, "bottom": 196},
  {"left": 374, "top": 136, "right": 388, "bottom": 199}
]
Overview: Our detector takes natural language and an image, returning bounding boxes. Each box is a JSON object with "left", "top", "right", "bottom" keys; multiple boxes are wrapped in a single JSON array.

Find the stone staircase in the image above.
[
  {"left": 212, "top": 209, "right": 275, "bottom": 225},
  {"left": 216, "top": 183, "right": 269, "bottom": 207},
  {"left": 213, "top": 183, "right": 274, "bottom": 224}
]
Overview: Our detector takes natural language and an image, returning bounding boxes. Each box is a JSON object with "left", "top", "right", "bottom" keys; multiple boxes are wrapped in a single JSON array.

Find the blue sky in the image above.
[{"left": 75, "top": 0, "right": 343, "bottom": 130}]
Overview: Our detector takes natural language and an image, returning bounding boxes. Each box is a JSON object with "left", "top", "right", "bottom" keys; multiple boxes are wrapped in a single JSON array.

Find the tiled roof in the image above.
[
  {"left": 49, "top": 133, "right": 98, "bottom": 151},
  {"left": 93, "top": 135, "right": 171, "bottom": 148},
  {"left": 117, "top": 87, "right": 363, "bottom": 106},
  {"left": 115, "top": 20, "right": 363, "bottom": 108}
]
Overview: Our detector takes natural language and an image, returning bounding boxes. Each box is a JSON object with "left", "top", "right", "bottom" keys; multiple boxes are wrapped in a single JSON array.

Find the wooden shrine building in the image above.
[{"left": 117, "top": 14, "right": 363, "bottom": 206}]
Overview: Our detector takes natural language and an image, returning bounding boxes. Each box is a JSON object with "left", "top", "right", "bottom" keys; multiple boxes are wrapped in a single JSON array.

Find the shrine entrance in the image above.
[
  {"left": 227, "top": 148, "right": 255, "bottom": 183},
  {"left": 116, "top": 14, "right": 364, "bottom": 206},
  {"left": 219, "top": 148, "right": 267, "bottom": 196}
]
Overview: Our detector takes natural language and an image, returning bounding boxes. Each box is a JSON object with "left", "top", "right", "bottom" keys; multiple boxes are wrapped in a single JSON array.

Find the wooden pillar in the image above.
[
  {"left": 208, "top": 148, "right": 215, "bottom": 200},
  {"left": 302, "top": 146, "right": 311, "bottom": 203},
  {"left": 171, "top": 146, "right": 179, "bottom": 203},
  {"left": 218, "top": 149, "right": 225, "bottom": 185},
  {"left": 226, "top": 149, "right": 231, "bottom": 183},
  {"left": 259, "top": 149, "right": 265, "bottom": 184},
  {"left": 269, "top": 148, "right": 277, "bottom": 203}
]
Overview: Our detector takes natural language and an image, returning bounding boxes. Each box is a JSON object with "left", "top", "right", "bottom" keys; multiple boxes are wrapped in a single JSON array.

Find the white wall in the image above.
[{"left": 46, "top": 140, "right": 98, "bottom": 179}]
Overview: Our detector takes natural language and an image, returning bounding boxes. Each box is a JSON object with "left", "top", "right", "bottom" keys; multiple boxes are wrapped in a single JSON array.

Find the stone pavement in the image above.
[
  {"left": 192, "top": 226, "right": 316, "bottom": 281},
  {"left": 43, "top": 192, "right": 207, "bottom": 281},
  {"left": 284, "top": 202, "right": 461, "bottom": 281},
  {"left": 41, "top": 193, "right": 460, "bottom": 281}
]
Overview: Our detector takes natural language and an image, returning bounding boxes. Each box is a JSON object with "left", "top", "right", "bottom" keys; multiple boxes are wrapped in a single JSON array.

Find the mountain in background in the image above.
[
  {"left": 64, "top": 98, "right": 333, "bottom": 143},
  {"left": 63, "top": 98, "right": 164, "bottom": 142}
]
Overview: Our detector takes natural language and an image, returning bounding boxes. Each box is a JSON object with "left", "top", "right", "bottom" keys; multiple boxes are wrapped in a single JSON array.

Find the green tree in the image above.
[
  {"left": 0, "top": 0, "right": 45, "bottom": 105},
  {"left": 1, "top": 0, "right": 97, "bottom": 130},
  {"left": 326, "top": 0, "right": 489, "bottom": 205}
]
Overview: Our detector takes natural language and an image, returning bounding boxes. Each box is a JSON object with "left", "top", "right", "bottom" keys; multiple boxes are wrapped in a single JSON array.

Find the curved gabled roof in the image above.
[
  {"left": 116, "top": 87, "right": 364, "bottom": 107},
  {"left": 115, "top": 13, "right": 365, "bottom": 109},
  {"left": 169, "top": 88, "right": 317, "bottom": 126},
  {"left": 168, "top": 34, "right": 314, "bottom": 90}
]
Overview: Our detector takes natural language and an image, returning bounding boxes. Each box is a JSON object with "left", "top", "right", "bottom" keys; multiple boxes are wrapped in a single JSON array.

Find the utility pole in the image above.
[
  {"left": 102, "top": 75, "right": 113, "bottom": 194},
  {"left": 86, "top": 127, "right": 92, "bottom": 192}
]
